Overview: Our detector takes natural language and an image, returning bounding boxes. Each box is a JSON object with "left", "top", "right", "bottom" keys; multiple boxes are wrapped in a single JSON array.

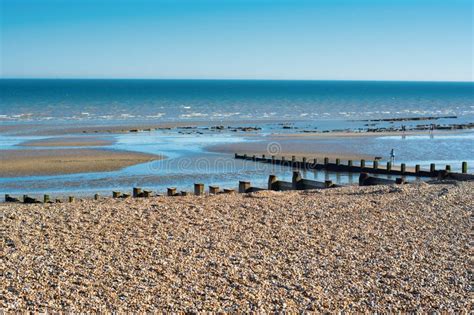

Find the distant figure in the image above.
[{"left": 390, "top": 149, "right": 395, "bottom": 164}]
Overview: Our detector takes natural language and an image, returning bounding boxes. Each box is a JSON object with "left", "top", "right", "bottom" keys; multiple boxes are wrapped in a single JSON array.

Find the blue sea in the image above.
[
  {"left": 1, "top": 79, "right": 473, "bottom": 123},
  {"left": 1, "top": 79, "right": 473, "bottom": 199}
]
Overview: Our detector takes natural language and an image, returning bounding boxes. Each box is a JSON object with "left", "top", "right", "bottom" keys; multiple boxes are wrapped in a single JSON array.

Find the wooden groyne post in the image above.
[
  {"left": 133, "top": 187, "right": 142, "bottom": 198},
  {"left": 194, "top": 183, "right": 204, "bottom": 196},
  {"left": 462, "top": 161, "right": 467, "bottom": 174},
  {"left": 209, "top": 186, "right": 220, "bottom": 194},
  {"left": 112, "top": 191, "right": 121, "bottom": 198},
  {"left": 292, "top": 171, "right": 302, "bottom": 189},
  {"left": 239, "top": 181, "right": 251, "bottom": 193},
  {"left": 167, "top": 187, "right": 177, "bottom": 196}
]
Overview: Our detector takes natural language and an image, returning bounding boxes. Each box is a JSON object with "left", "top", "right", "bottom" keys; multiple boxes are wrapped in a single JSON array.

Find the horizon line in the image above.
[{"left": 1, "top": 77, "right": 473, "bottom": 83}]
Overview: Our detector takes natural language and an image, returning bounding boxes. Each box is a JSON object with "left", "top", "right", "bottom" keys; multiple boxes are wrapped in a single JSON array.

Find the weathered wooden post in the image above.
[
  {"left": 271, "top": 155, "right": 275, "bottom": 164},
  {"left": 324, "top": 180, "right": 333, "bottom": 188},
  {"left": 262, "top": 154, "right": 265, "bottom": 159},
  {"left": 292, "top": 171, "right": 302, "bottom": 189},
  {"left": 373, "top": 160, "right": 378, "bottom": 169},
  {"left": 313, "top": 158, "right": 317, "bottom": 165},
  {"left": 302, "top": 157, "right": 307, "bottom": 167},
  {"left": 243, "top": 154, "right": 247, "bottom": 159},
  {"left": 209, "top": 186, "right": 220, "bottom": 194},
  {"left": 112, "top": 191, "right": 121, "bottom": 198},
  {"left": 281, "top": 156, "right": 286, "bottom": 163},
  {"left": 133, "top": 187, "right": 142, "bottom": 198},
  {"left": 167, "top": 187, "right": 177, "bottom": 196},
  {"left": 445, "top": 165, "right": 451, "bottom": 171},
  {"left": 324, "top": 157, "right": 329, "bottom": 165},
  {"left": 462, "top": 161, "right": 467, "bottom": 174},
  {"left": 55, "top": 199, "right": 62, "bottom": 203},
  {"left": 239, "top": 181, "right": 251, "bottom": 193},
  {"left": 94, "top": 193, "right": 100, "bottom": 200},
  {"left": 335, "top": 158, "right": 340, "bottom": 166},
  {"left": 386, "top": 162, "right": 392, "bottom": 171},
  {"left": 234, "top": 153, "right": 238, "bottom": 158},
  {"left": 415, "top": 164, "right": 420, "bottom": 174},
  {"left": 268, "top": 175, "right": 278, "bottom": 190},
  {"left": 360, "top": 159, "right": 366, "bottom": 168},
  {"left": 181, "top": 191, "right": 189, "bottom": 196},
  {"left": 122, "top": 193, "right": 131, "bottom": 198},
  {"left": 252, "top": 155, "right": 256, "bottom": 161},
  {"left": 68, "top": 196, "right": 75, "bottom": 203},
  {"left": 400, "top": 163, "right": 406, "bottom": 174},
  {"left": 430, "top": 163, "right": 436, "bottom": 174},
  {"left": 348, "top": 160, "right": 353, "bottom": 167},
  {"left": 194, "top": 183, "right": 204, "bottom": 196},
  {"left": 223, "top": 189, "right": 235, "bottom": 194},
  {"left": 143, "top": 190, "right": 152, "bottom": 198},
  {"left": 43, "top": 194, "right": 50, "bottom": 203},
  {"left": 291, "top": 156, "right": 296, "bottom": 165}
]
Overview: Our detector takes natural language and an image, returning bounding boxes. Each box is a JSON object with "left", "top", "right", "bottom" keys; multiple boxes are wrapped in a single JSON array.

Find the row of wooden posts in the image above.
[
  {"left": 234, "top": 153, "right": 471, "bottom": 178},
  {"left": 4, "top": 155, "right": 471, "bottom": 204},
  {"left": 4, "top": 169, "right": 409, "bottom": 204}
]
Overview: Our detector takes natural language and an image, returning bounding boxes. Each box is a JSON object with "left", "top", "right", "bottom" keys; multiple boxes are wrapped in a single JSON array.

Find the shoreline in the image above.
[{"left": 0, "top": 148, "right": 163, "bottom": 177}]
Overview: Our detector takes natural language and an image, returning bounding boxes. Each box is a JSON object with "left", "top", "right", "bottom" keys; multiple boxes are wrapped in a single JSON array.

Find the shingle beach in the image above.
[{"left": 2, "top": 182, "right": 472, "bottom": 312}]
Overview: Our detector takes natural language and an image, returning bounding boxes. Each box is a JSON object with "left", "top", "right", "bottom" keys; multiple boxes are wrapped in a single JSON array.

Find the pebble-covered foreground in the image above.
[{"left": 2, "top": 182, "right": 472, "bottom": 312}]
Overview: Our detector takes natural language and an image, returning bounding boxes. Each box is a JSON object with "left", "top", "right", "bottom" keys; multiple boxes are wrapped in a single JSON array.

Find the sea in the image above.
[{"left": 1, "top": 79, "right": 473, "bottom": 198}]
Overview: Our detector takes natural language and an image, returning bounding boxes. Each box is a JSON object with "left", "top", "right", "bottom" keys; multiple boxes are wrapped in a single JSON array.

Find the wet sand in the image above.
[
  {"left": 0, "top": 149, "right": 162, "bottom": 177},
  {"left": 2, "top": 182, "right": 471, "bottom": 311},
  {"left": 19, "top": 136, "right": 115, "bottom": 147}
]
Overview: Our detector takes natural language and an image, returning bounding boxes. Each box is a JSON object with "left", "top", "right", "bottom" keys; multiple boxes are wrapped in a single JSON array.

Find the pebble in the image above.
[{"left": 1, "top": 182, "right": 472, "bottom": 311}]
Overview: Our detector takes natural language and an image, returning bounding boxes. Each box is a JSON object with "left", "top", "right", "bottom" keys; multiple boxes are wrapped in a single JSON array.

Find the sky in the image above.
[{"left": 0, "top": 0, "right": 472, "bottom": 81}]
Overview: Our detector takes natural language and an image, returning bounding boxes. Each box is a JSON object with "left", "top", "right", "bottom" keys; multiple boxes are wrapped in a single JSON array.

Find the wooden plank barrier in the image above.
[
  {"left": 359, "top": 173, "right": 397, "bottom": 186},
  {"left": 234, "top": 153, "right": 474, "bottom": 180}
]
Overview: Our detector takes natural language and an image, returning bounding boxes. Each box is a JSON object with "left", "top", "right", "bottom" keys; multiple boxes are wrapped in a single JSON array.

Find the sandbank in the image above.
[
  {"left": 0, "top": 149, "right": 162, "bottom": 177},
  {"left": 18, "top": 136, "right": 115, "bottom": 147}
]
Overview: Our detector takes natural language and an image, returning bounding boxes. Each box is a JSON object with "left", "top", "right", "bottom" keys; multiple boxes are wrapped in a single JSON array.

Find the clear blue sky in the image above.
[{"left": 1, "top": 0, "right": 472, "bottom": 81}]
